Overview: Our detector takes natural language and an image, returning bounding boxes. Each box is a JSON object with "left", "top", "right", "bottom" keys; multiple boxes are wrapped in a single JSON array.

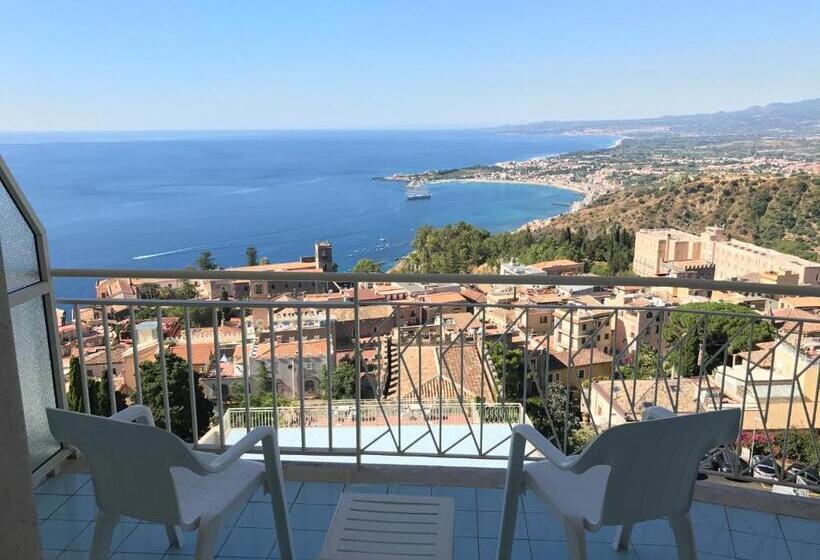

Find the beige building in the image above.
[
  {"left": 553, "top": 300, "right": 613, "bottom": 355},
  {"left": 604, "top": 291, "right": 665, "bottom": 357},
  {"left": 634, "top": 227, "right": 820, "bottom": 286}
]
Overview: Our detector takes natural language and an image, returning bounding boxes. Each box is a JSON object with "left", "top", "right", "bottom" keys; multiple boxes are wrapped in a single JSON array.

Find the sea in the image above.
[{"left": 0, "top": 130, "right": 617, "bottom": 298}]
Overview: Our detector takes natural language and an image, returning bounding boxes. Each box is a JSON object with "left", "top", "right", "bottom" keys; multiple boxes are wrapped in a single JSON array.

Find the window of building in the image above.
[
  {"left": 539, "top": 316, "right": 548, "bottom": 324},
  {"left": 604, "top": 333, "right": 609, "bottom": 340},
  {"left": 578, "top": 369, "right": 585, "bottom": 379},
  {"left": 255, "top": 284, "right": 262, "bottom": 295},
  {"left": 304, "top": 380, "right": 316, "bottom": 393}
]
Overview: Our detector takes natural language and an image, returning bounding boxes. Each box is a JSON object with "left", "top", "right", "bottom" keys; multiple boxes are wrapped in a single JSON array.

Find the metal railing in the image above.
[{"left": 52, "top": 269, "right": 820, "bottom": 492}]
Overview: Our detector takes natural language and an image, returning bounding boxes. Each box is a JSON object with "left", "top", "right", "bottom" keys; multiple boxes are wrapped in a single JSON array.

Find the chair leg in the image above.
[
  {"left": 670, "top": 513, "right": 697, "bottom": 560},
  {"left": 90, "top": 510, "right": 120, "bottom": 560},
  {"left": 195, "top": 516, "right": 222, "bottom": 560},
  {"left": 496, "top": 429, "right": 525, "bottom": 560},
  {"left": 562, "top": 516, "right": 587, "bottom": 560},
  {"left": 165, "top": 524, "right": 184, "bottom": 549},
  {"left": 612, "top": 524, "right": 632, "bottom": 551}
]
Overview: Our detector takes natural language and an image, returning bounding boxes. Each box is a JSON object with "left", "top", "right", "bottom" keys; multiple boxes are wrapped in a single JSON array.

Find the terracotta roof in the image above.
[
  {"left": 591, "top": 377, "right": 724, "bottom": 421},
  {"left": 226, "top": 262, "right": 320, "bottom": 273},
  {"left": 531, "top": 258, "right": 581, "bottom": 269},
  {"left": 168, "top": 343, "right": 214, "bottom": 366},
  {"left": 84, "top": 346, "right": 126, "bottom": 366},
  {"left": 331, "top": 305, "right": 394, "bottom": 322},
  {"left": 255, "top": 339, "right": 329, "bottom": 360},
  {"left": 460, "top": 287, "right": 487, "bottom": 303},
  {"left": 416, "top": 292, "right": 468, "bottom": 305},
  {"left": 551, "top": 348, "right": 612, "bottom": 368},
  {"left": 779, "top": 296, "right": 820, "bottom": 309},
  {"left": 389, "top": 344, "right": 495, "bottom": 403}
]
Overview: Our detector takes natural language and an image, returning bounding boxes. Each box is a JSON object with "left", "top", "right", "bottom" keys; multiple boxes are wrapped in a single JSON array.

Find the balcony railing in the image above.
[{"left": 52, "top": 268, "right": 820, "bottom": 494}]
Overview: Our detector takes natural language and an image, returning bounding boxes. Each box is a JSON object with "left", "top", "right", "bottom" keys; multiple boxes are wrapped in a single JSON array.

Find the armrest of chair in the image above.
[
  {"left": 512, "top": 424, "right": 579, "bottom": 470},
  {"left": 200, "top": 427, "right": 277, "bottom": 474},
  {"left": 642, "top": 406, "right": 675, "bottom": 421},
  {"left": 110, "top": 405, "right": 156, "bottom": 426}
]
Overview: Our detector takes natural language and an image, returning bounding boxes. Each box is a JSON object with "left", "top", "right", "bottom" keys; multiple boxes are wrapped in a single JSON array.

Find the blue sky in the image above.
[{"left": 1, "top": 1, "right": 819, "bottom": 130}]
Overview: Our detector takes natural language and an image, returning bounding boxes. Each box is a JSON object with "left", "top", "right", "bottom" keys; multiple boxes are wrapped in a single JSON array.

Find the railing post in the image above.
[
  {"left": 183, "top": 308, "right": 198, "bottom": 442},
  {"left": 155, "top": 306, "right": 171, "bottom": 431},
  {"left": 354, "top": 283, "right": 362, "bottom": 467},
  {"left": 101, "top": 305, "right": 117, "bottom": 413},
  {"left": 73, "top": 304, "right": 90, "bottom": 414},
  {"left": 129, "top": 305, "right": 143, "bottom": 405}
]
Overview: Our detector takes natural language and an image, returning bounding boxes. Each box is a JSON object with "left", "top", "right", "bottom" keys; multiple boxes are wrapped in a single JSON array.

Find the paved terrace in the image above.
[{"left": 35, "top": 467, "right": 819, "bottom": 560}]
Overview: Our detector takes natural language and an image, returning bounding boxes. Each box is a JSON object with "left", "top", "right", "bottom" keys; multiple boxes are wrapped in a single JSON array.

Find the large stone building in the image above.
[{"left": 633, "top": 227, "right": 820, "bottom": 286}]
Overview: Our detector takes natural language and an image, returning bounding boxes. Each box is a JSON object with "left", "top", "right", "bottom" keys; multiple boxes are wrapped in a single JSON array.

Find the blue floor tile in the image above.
[
  {"left": 42, "top": 550, "right": 62, "bottom": 560},
  {"left": 289, "top": 504, "right": 335, "bottom": 531},
  {"left": 387, "top": 484, "right": 432, "bottom": 496},
  {"left": 455, "top": 537, "right": 479, "bottom": 560},
  {"left": 294, "top": 482, "right": 343, "bottom": 505},
  {"left": 39, "top": 520, "right": 91, "bottom": 549},
  {"left": 55, "top": 551, "right": 95, "bottom": 560},
  {"left": 217, "top": 526, "right": 276, "bottom": 558},
  {"left": 524, "top": 511, "right": 566, "bottom": 541},
  {"left": 731, "top": 532, "right": 789, "bottom": 560},
  {"left": 66, "top": 521, "right": 138, "bottom": 551},
  {"left": 343, "top": 483, "right": 389, "bottom": 494},
  {"left": 779, "top": 514, "right": 820, "bottom": 544},
  {"left": 727, "top": 507, "right": 783, "bottom": 538},
  {"left": 478, "top": 510, "right": 528, "bottom": 539},
  {"left": 693, "top": 525, "right": 734, "bottom": 557},
  {"left": 251, "top": 481, "right": 301, "bottom": 504},
  {"left": 111, "top": 553, "right": 165, "bottom": 560},
  {"left": 269, "top": 529, "right": 325, "bottom": 559},
  {"left": 455, "top": 510, "right": 478, "bottom": 537},
  {"left": 520, "top": 491, "right": 549, "bottom": 513},
  {"left": 584, "top": 525, "right": 619, "bottom": 545},
  {"left": 480, "top": 537, "right": 532, "bottom": 560},
  {"left": 50, "top": 495, "right": 99, "bottom": 522},
  {"left": 476, "top": 487, "right": 523, "bottom": 512},
  {"left": 690, "top": 501, "right": 728, "bottom": 529},
  {"left": 788, "top": 539, "right": 820, "bottom": 560},
  {"left": 117, "top": 523, "right": 174, "bottom": 554},
  {"left": 432, "top": 486, "right": 477, "bottom": 511},
  {"left": 36, "top": 474, "right": 91, "bottom": 495},
  {"left": 164, "top": 525, "right": 231, "bottom": 556},
  {"left": 76, "top": 480, "right": 96, "bottom": 496},
  {"left": 35, "top": 494, "right": 69, "bottom": 519},
  {"left": 630, "top": 519, "right": 674, "bottom": 546},
  {"left": 237, "top": 502, "right": 278, "bottom": 529}
]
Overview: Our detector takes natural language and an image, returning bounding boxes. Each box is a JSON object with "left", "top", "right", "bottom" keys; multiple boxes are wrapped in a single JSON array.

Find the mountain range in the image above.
[{"left": 498, "top": 98, "right": 820, "bottom": 137}]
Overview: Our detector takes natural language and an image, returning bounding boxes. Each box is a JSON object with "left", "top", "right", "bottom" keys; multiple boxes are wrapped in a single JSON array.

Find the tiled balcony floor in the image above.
[{"left": 36, "top": 472, "right": 819, "bottom": 560}]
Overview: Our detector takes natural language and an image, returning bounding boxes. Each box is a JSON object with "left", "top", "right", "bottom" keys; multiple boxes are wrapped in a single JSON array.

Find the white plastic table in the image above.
[{"left": 319, "top": 492, "right": 455, "bottom": 559}]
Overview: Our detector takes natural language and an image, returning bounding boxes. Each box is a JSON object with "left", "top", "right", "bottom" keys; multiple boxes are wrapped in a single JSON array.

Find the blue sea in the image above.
[{"left": 0, "top": 130, "right": 616, "bottom": 298}]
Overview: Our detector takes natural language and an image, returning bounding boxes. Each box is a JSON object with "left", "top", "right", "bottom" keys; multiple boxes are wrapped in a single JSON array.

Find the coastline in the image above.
[{"left": 383, "top": 135, "right": 626, "bottom": 234}]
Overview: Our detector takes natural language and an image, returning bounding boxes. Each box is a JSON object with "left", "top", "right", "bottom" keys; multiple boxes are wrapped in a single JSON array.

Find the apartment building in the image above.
[
  {"left": 530, "top": 258, "right": 585, "bottom": 276},
  {"left": 604, "top": 290, "right": 666, "bottom": 356},
  {"left": 552, "top": 299, "right": 612, "bottom": 354}
]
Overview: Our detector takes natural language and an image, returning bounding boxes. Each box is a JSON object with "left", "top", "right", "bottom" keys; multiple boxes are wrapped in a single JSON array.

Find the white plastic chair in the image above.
[
  {"left": 46, "top": 406, "right": 295, "bottom": 560},
  {"left": 496, "top": 407, "right": 741, "bottom": 560}
]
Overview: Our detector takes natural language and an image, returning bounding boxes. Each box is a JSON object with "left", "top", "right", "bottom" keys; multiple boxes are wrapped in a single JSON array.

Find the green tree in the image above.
[
  {"left": 94, "top": 374, "right": 128, "bottom": 416},
  {"left": 255, "top": 361, "right": 272, "bottom": 394},
  {"left": 351, "top": 258, "right": 382, "bottom": 273},
  {"left": 139, "top": 352, "right": 214, "bottom": 441},
  {"left": 619, "top": 343, "right": 665, "bottom": 380},
  {"left": 246, "top": 246, "right": 259, "bottom": 266},
  {"left": 138, "top": 282, "right": 161, "bottom": 300},
  {"left": 319, "top": 358, "right": 358, "bottom": 400},
  {"left": 488, "top": 341, "right": 525, "bottom": 401},
  {"left": 526, "top": 384, "right": 583, "bottom": 453},
  {"left": 65, "top": 357, "right": 85, "bottom": 412},
  {"left": 663, "top": 302, "right": 775, "bottom": 376},
  {"left": 196, "top": 251, "right": 218, "bottom": 271}
]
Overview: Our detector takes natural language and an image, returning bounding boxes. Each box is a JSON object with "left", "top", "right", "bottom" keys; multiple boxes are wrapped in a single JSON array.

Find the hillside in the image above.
[
  {"left": 547, "top": 174, "right": 820, "bottom": 260},
  {"left": 497, "top": 98, "right": 820, "bottom": 137}
]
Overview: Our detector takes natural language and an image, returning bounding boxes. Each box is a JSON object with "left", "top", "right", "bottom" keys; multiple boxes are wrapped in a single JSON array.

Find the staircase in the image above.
[{"left": 382, "top": 337, "right": 400, "bottom": 398}]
